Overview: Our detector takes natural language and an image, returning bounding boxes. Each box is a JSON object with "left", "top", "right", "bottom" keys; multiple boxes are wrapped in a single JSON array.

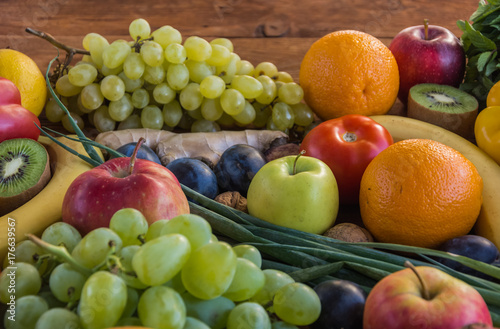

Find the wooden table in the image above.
[{"left": 1, "top": 0, "right": 480, "bottom": 131}]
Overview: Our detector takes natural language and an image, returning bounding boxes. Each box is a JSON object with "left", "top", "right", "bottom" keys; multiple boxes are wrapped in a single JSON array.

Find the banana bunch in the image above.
[
  {"left": 371, "top": 115, "right": 500, "bottom": 250},
  {"left": 0, "top": 136, "right": 102, "bottom": 261}
]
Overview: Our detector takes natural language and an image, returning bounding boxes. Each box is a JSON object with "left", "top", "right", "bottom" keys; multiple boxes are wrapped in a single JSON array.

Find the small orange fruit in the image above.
[
  {"left": 299, "top": 30, "right": 399, "bottom": 120},
  {"left": 359, "top": 138, "right": 482, "bottom": 249}
]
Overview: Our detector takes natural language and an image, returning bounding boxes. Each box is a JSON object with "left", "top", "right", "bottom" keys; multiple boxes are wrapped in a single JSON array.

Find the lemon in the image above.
[{"left": 0, "top": 49, "right": 47, "bottom": 116}]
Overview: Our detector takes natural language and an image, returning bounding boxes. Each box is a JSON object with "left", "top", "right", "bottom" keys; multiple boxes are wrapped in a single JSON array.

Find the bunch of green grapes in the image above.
[
  {"left": 0, "top": 209, "right": 321, "bottom": 328},
  {"left": 45, "top": 18, "right": 315, "bottom": 135}
]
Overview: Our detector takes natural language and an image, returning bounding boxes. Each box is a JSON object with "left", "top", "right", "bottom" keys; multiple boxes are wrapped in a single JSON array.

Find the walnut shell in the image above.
[
  {"left": 323, "top": 223, "right": 374, "bottom": 243},
  {"left": 215, "top": 191, "right": 248, "bottom": 213}
]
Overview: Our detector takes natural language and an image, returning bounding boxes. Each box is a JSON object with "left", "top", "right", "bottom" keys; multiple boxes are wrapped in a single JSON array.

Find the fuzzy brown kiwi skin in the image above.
[
  {"left": 0, "top": 146, "right": 51, "bottom": 216},
  {"left": 407, "top": 90, "right": 478, "bottom": 141}
]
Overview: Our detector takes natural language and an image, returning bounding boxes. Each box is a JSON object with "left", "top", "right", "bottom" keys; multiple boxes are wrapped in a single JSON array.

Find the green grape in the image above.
[
  {"left": 163, "top": 100, "right": 184, "bottom": 127},
  {"left": 183, "top": 317, "right": 210, "bottom": 329},
  {"left": 182, "top": 292, "right": 235, "bottom": 329},
  {"left": 119, "top": 245, "right": 141, "bottom": 271},
  {"left": 177, "top": 111, "right": 195, "bottom": 130},
  {"left": 191, "top": 119, "right": 220, "bottom": 132},
  {"left": 41, "top": 222, "right": 82, "bottom": 253},
  {"left": 131, "top": 88, "right": 150, "bottom": 109},
  {"left": 164, "top": 43, "right": 186, "bottom": 64},
  {"left": 153, "top": 82, "right": 176, "bottom": 104},
  {"left": 34, "top": 308, "right": 81, "bottom": 329},
  {"left": 44, "top": 98, "right": 65, "bottom": 122},
  {"left": 109, "top": 94, "right": 134, "bottom": 121},
  {"left": 181, "top": 241, "right": 237, "bottom": 300},
  {"left": 266, "top": 116, "right": 287, "bottom": 133},
  {"left": 200, "top": 75, "right": 225, "bottom": 99},
  {"left": 129, "top": 18, "right": 151, "bottom": 40},
  {"left": 223, "top": 258, "right": 265, "bottom": 302},
  {"left": 118, "top": 71, "right": 144, "bottom": 93},
  {"left": 216, "top": 111, "right": 236, "bottom": 128},
  {"left": 273, "top": 282, "right": 321, "bottom": 326},
  {"left": 117, "top": 114, "right": 143, "bottom": 130},
  {"left": 232, "top": 244, "right": 262, "bottom": 268},
  {"left": 141, "top": 104, "right": 164, "bottom": 129},
  {"left": 2, "top": 240, "right": 44, "bottom": 268},
  {"left": 101, "top": 63, "right": 123, "bottom": 76},
  {"left": 93, "top": 105, "right": 117, "bottom": 132},
  {"left": 253, "top": 61, "right": 279, "bottom": 79},
  {"left": 184, "top": 36, "right": 212, "bottom": 62},
  {"left": 123, "top": 52, "right": 146, "bottom": 80},
  {"left": 206, "top": 44, "right": 231, "bottom": 67},
  {"left": 210, "top": 234, "right": 219, "bottom": 243},
  {"left": 79, "top": 271, "right": 127, "bottom": 329},
  {"left": 186, "top": 107, "right": 203, "bottom": 120},
  {"left": 278, "top": 82, "right": 304, "bottom": 105},
  {"left": 3, "top": 295, "right": 48, "bottom": 329},
  {"left": 255, "top": 75, "right": 277, "bottom": 105},
  {"left": 216, "top": 53, "right": 239, "bottom": 84},
  {"left": 232, "top": 100, "right": 256, "bottom": 125},
  {"left": 237, "top": 60, "right": 255, "bottom": 75},
  {"left": 276, "top": 71, "right": 294, "bottom": 83},
  {"left": 49, "top": 263, "right": 87, "bottom": 303},
  {"left": 220, "top": 88, "right": 245, "bottom": 115},
  {"left": 61, "top": 112, "right": 85, "bottom": 133},
  {"left": 140, "top": 41, "right": 164, "bottom": 67},
  {"left": 121, "top": 287, "right": 140, "bottom": 319},
  {"left": 291, "top": 102, "right": 314, "bottom": 127},
  {"left": 0, "top": 262, "right": 42, "bottom": 303},
  {"left": 115, "top": 317, "right": 143, "bottom": 327},
  {"left": 71, "top": 228, "right": 123, "bottom": 269},
  {"left": 167, "top": 63, "right": 190, "bottom": 90},
  {"left": 144, "top": 219, "right": 170, "bottom": 241},
  {"left": 201, "top": 98, "right": 223, "bottom": 121},
  {"left": 160, "top": 214, "right": 212, "bottom": 251},
  {"left": 102, "top": 39, "right": 131, "bottom": 69},
  {"left": 80, "top": 83, "right": 104, "bottom": 110},
  {"left": 132, "top": 234, "right": 191, "bottom": 286},
  {"left": 152, "top": 25, "right": 182, "bottom": 48},
  {"left": 100, "top": 74, "right": 126, "bottom": 101},
  {"left": 109, "top": 208, "right": 149, "bottom": 246},
  {"left": 180, "top": 82, "right": 204, "bottom": 111},
  {"left": 164, "top": 271, "right": 186, "bottom": 294},
  {"left": 82, "top": 32, "right": 103, "bottom": 50},
  {"left": 138, "top": 286, "right": 186, "bottom": 329},
  {"left": 226, "top": 302, "right": 271, "bottom": 329},
  {"left": 272, "top": 321, "right": 299, "bottom": 329},
  {"left": 37, "top": 288, "right": 65, "bottom": 309},
  {"left": 252, "top": 102, "right": 272, "bottom": 128},
  {"left": 272, "top": 102, "right": 295, "bottom": 130},
  {"left": 210, "top": 38, "right": 234, "bottom": 52},
  {"left": 68, "top": 63, "right": 98, "bottom": 87},
  {"left": 185, "top": 60, "right": 214, "bottom": 84},
  {"left": 230, "top": 75, "right": 263, "bottom": 99},
  {"left": 250, "top": 269, "right": 295, "bottom": 306},
  {"left": 143, "top": 64, "right": 165, "bottom": 85},
  {"left": 88, "top": 33, "right": 109, "bottom": 69},
  {"left": 55, "top": 75, "right": 83, "bottom": 97}
]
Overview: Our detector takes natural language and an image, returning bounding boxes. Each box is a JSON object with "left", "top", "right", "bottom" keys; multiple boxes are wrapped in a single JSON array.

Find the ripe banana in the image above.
[
  {"left": 371, "top": 115, "right": 500, "bottom": 250},
  {"left": 0, "top": 135, "right": 102, "bottom": 262}
]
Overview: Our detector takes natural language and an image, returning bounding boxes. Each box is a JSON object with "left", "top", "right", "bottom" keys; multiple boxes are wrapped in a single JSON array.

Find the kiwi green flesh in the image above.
[
  {"left": 0, "top": 139, "right": 51, "bottom": 215},
  {"left": 408, "top": 83, "right": 478, "bottom": 114}
]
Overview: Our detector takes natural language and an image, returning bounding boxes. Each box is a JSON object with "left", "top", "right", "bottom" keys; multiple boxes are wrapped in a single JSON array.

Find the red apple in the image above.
[
  {"left": 363, "top": 265, "right": 492, "bottom": 329},
  {"left": 389, "top": 19, "right": 466, "bottom": 105},
  {"left": 62, "top": 155, "right": 190, "bottom": 235},
  {"left": 0, "top": 77, "right": 22, "bottom": 106}
]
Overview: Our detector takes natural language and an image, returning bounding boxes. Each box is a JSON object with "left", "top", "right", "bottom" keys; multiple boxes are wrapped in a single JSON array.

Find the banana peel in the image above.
[{"left": 0, "top": 135, "right": 102, "bottom": 262}]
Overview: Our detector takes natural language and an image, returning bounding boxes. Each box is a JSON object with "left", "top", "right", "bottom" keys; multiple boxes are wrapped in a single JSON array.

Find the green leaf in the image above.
[
  {"left": 465, "top": 21, "right": 497, "bottom": 51},
  {"left": 478, "top": 51, "right": 493, "bottom": 71},
  {"left": 470, "top": 2, "right": 500, "bottom": 23}
]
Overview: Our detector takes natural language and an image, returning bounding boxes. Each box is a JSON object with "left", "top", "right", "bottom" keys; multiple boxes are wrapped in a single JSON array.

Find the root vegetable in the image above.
[{"left": 95, "top": 128, "right": 172, "bottom": 152}]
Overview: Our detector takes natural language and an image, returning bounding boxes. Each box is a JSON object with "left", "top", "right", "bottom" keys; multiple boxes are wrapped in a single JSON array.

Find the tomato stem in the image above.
[{"left": 342, "top": 132, "right": 357, "bottom": 142}]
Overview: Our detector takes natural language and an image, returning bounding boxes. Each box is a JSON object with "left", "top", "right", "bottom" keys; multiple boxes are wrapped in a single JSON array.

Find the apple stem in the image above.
[
  {"left": 424, "top": 19, "right": 429, "bottom": 40},
  {"left": 293, "top": 150, "right": 306, "bottom": 175},
  {"left": 129, "top": 137, "right": 146, "bottom": 176},
  {"left": 404, "top": 260, "right": 431, "bottom": 300}
]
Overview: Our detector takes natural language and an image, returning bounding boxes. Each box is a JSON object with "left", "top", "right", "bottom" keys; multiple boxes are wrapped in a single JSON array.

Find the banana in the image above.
[
  {"left": 0, "top": 135, "right": 102, "bottom": 261},
  {"left": 370, "top": 115, "right": 500, "bottom": 250}
]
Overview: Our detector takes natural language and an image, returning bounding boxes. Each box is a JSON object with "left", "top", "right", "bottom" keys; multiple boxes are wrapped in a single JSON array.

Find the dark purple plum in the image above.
[
  {"left": 112, "top": 142, "right": 162, "bottom": 165},
  {"left": 437, "top": 235, "right": 500, "bottom": 279},
  {"left": 166, "top": 157, "right": 218, "bottom": 202},
  {"left": 311, "top": 279, "right": 367, "bottom": 329},
  {"left": 213, "top": 144, "right": 267, "bottom": 197}
]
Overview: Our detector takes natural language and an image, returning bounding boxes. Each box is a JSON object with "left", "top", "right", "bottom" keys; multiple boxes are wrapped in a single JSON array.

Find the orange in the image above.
[
  {"left": 299, "top": 30, "right": 399, "bottom": 120},
  {"left": 0, "top": 48, "right": 47, "bottom": 116},
  {"left": 359, "top": 138, "right": 483, "bottom": 249}
]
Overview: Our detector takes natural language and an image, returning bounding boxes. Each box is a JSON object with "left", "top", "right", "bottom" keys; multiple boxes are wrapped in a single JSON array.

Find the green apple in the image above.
[{"left": 246, "top": 153, "right": 339, "bottom": 234}]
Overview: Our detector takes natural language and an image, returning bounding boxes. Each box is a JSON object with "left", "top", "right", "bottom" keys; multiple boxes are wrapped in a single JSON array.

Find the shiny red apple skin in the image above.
[
  {"left": 62, "top": 157, "right": 190, "bottom": 235},
  {"left": 389, "top": 24, "right": 466, "bottom": 105},
  {"left": 363, "top": 266, "right": 492, "bottom": 329}
]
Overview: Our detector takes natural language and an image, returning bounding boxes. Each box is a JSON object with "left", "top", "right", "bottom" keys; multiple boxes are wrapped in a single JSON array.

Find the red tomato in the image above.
[
  {"left": 300, "top": 114, "right": 393, "bottom": 205},
  {"left": 0, "top": 77, "right": 22, "bottom": 106},
  {"left": 0, "top": 104, "right": 41, "bottom": 142}
]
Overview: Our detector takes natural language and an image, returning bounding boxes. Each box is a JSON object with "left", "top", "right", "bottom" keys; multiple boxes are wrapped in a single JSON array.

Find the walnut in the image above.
[
  {"left": 323, "top": 223, "right": 374, "bottom": 243},
  {"left": 215, "top": 191, "right": 248, "bottom": 213}
]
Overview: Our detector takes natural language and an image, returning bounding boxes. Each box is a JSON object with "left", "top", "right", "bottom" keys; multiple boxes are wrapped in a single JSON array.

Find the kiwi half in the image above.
[
  {"left": 407, "top": 83, "right": 478, "bottom": 140},
  {"left": 0, "top": 138, "right": 51, "bottom": 215}
]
